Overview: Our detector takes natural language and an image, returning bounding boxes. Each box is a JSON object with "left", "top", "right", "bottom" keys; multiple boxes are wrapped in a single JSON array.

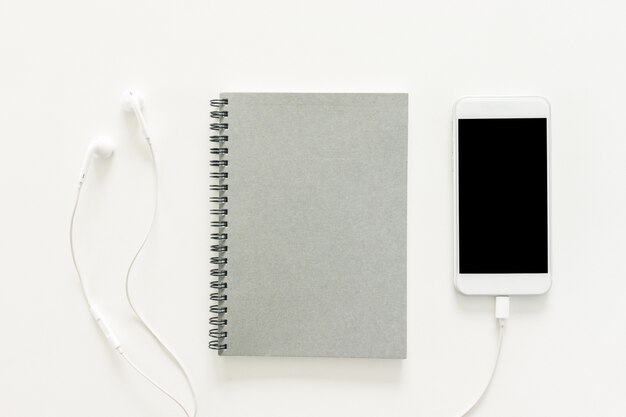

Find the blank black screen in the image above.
[{"left": 458, "top": 118, "right": 548, "bottom": 274}]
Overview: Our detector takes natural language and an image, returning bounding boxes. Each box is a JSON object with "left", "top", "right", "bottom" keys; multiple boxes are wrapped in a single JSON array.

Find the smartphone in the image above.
[{"left": 453, "top": 97, "right": 551, "bottom": 295}]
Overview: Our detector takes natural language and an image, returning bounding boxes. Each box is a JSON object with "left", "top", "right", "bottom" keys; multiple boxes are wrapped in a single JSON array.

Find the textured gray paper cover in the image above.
[{"left": 220, "top": 93, "right": 407, "bottom": 358}]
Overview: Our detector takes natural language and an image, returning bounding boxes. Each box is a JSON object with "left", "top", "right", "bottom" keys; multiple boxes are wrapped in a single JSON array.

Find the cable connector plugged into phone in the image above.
[{"left": 495, "top": 295, "right": 509, "bottom": 321}]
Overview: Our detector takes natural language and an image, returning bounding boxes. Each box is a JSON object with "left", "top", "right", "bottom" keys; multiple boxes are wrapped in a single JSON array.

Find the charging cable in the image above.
[{"left": 458, "top": 296, "right": 509, "bottom": 416}]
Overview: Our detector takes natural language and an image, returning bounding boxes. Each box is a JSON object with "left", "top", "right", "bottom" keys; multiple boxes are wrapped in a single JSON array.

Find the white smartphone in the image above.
[{"left": 453, "top": 97, "right": 551, "bottom": 295}]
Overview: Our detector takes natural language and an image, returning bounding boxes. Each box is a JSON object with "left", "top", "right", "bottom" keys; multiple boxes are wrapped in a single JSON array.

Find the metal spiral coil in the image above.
[{"left": 209, "top": 98, "right": 229, "bottom": 351}]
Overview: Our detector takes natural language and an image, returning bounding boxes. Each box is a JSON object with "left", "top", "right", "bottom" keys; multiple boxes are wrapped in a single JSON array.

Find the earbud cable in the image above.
[
  {"left": 70, "top": 185, "right": 91, "bottom": 309},
  {"left": 70, "top": 140, "right": 197, "bottom": 417},
  {"left": 70, "top": 181, "right": 193, "bottom": 417},
  {"left": 123, "top": 141, "right": 199, "bottom": 417},
  {"left": 118, "top": 349, "right": 192, "bottom": 417}
]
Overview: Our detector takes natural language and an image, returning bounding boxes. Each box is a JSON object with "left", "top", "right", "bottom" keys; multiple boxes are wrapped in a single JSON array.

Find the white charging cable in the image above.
[{"left": 458, "top": 296, "right": 509, "bottom": 417}]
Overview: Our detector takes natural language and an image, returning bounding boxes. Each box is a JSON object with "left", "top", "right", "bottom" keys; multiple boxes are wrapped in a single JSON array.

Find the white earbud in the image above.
[
  {"left": 78, "top": 136, "right": 115, "bottom": 185},
  {"left": 122, "top": 90, "right": 150, "bottom": 141}
]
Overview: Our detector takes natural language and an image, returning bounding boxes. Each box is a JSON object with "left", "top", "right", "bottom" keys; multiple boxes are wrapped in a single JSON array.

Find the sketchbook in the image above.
[{"left": 208, "top": 93, "right": 407, "bottom": 358}]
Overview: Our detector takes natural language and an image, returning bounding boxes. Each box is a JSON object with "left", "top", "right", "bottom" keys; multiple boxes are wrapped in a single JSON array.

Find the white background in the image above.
[{"left": 1, "top": 0, "right": 625, "bottom": 416}]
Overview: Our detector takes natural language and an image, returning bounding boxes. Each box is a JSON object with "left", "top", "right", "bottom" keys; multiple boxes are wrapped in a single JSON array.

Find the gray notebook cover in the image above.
[{"left": 214, "top": 93, "right": 407, "bottom": 358}]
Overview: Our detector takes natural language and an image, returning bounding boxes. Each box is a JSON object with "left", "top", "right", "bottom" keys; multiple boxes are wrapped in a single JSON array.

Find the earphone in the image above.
[
  {"left": 122, "top": 90, "right": 150, "bottom": 141},
  {"left": 77, "top": 136, "right": 115, "bottom": 185},
  {"left": 70, "top": 91, "right": 197, "bottom": 417}
]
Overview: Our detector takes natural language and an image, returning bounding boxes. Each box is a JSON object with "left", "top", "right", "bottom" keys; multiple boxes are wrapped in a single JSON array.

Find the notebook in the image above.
[{"left": 209, "top": 93, "right": 408, "bottom": 358}]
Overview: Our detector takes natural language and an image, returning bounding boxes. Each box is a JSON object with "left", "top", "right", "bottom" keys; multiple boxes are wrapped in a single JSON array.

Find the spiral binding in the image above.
[{"left": 209, "top": 98, "right": 229, "bottom": 351}]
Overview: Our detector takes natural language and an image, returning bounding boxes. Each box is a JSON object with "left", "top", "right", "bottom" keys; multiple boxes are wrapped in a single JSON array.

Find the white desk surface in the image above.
[{"left": 1, "top": 1, "right": 625, "bottom": 416}]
